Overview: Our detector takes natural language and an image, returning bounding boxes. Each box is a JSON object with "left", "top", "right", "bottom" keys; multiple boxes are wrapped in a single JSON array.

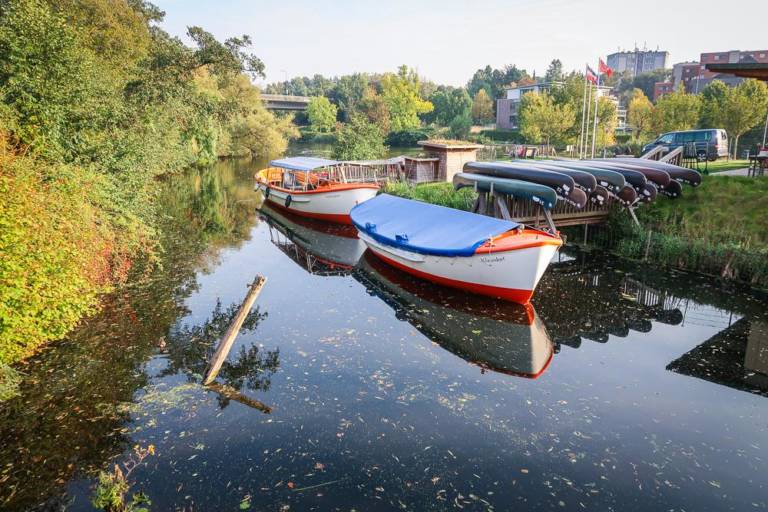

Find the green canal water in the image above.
[{"left": 1, "top": 156, "right": 767, "bottom": 511}]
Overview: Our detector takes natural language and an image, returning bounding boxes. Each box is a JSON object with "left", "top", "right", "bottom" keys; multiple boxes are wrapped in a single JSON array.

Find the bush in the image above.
[
  {"left": 386, "top": 127, "right": 435, "bottom": 147},
  {"left": 332, "top": 115, "right": 388, "bottom": 160},
  {"left": 479, "top": 129, "right": 522, "bottom": 142},
  {"left": 0, "top": 135, "right": 130, "bottom": 365}
]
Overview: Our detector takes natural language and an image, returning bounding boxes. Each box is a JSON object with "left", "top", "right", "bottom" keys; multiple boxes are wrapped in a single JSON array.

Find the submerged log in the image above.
[
  {"left": 206, "top": 382, "right": 272, "bottom": 414},
  {"left": 203, "top": 275, "right": 267, "bottom": 385}
]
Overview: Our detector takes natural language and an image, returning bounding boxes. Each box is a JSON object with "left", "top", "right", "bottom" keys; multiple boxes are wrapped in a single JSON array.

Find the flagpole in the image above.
[
  {"left": 583, "top": 81, "right": 593, "bottom": 159},
  {"left": 578, "top": 70, "right": 589, "bottom": 158},
  {"left": 590, "top": 69, "right": 600, "bottom": 159}
]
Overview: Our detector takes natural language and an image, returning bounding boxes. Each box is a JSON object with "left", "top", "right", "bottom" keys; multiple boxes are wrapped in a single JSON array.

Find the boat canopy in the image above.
[
  {"left": 269, "top": 157, "right": 340, "bottom": 172},
  {"left": 350, "top": 194, "right": 519, "bottom": 257}
]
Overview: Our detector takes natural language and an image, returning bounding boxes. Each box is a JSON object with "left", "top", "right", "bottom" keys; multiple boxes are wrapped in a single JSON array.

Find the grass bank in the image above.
[
  {"left": 383, "top": 181, "right": 475, "bottom": 211},
  {"left": 706, "top": 159, "right": 750, "bottom": 173},
  {"left": 596, "top": 176, "right": 768, "bottom": 288}
]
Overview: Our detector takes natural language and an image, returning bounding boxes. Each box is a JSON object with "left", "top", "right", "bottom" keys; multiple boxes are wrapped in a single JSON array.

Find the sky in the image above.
[{"left": 154, "top": 0, "right": 767, "bottom": 87}]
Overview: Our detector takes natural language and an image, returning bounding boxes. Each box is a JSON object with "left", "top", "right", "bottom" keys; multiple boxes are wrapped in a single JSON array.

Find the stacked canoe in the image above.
[{"left": 455, "top": 158, "right": 702, "bottom": 211}]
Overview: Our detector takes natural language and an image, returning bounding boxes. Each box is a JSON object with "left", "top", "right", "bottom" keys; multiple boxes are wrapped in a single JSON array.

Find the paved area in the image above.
[{"left": 711, "top": 168, "right": 750, "bottom": 176}]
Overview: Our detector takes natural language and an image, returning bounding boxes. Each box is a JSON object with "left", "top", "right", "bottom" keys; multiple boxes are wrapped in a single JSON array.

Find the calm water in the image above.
[{"left": 1, "top": 158, "right": 767, "bottom": 511}]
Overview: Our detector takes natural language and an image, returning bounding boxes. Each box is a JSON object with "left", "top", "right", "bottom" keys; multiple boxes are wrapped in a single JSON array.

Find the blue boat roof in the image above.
[
  {"left": 351, "top": 194, "right": 519, "bottom": 257},
  {"left": 269, "top": 157, "right": 340, "bottom": 172}
]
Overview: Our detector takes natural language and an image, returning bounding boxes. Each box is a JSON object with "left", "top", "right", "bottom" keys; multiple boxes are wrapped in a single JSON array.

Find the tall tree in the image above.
[
  {"left": 358, "top": 86, "right": 390, "bottom": 133},
  {"left": 306, "top": 96, "right": 337, "bottom": 133},
  {"left": 467, "top": 64, "right": 528, "bottom": 103},
  {"left": 471, "top": 89, "right": 494, "bottom": 124},
  {"left": 426, "top": 86, "right": 471, "bottom": 126},
  {"left": 544, "top": 59, "right": 564, "bottom": 83},
  {"left": 703, "top": 79, "right": 768, "bottom": 157},
  {"left": 627, "top": 88, "right": 655, "bottom": 142},
  {"left": 519, "top": 92, "right": 576, "bottom": 150},
  {"left": 651, "top": 90, "right": 701, "bottom": 134},
  {"left": 332, "top": 114, "right": 388, "bottom": 160},
  {"left": 380, "top": 65, "right": 433, "bottom": 132},
  {"left": 699, "top": 80, "right": 729, "bottom": 129}
]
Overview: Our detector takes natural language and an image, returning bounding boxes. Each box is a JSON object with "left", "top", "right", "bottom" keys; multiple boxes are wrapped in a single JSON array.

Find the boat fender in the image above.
[
  {"left": 264, "top": 186, "right": 270, "bottom": 198},
  {"left": 285, "top": 194, "right": 292, "bottom": 208}
]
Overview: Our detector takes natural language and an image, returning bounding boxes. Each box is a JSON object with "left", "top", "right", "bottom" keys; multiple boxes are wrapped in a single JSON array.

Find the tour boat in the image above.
[
  {"left": 255, "top": 157, "right": 379, "bottom": 224},
  {"left": 350, "top": 194, "right": 563, "bottom": 304},
  {"left": 355, "top": 252, "right": 555, "bottom": 378}
]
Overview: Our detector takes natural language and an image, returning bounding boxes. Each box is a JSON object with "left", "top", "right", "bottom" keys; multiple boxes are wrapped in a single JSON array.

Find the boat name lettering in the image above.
[{"left": 480, "top": 256, "right": 505, "bottom": 263}]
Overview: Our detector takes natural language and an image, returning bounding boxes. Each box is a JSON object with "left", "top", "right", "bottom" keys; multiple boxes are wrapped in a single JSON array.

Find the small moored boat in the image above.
[
  {"left": 255, "top": 157, "right": 378, "bottom": 224},
  {"left": 351, "top": 194, "right": 563, "bottom": 304}
]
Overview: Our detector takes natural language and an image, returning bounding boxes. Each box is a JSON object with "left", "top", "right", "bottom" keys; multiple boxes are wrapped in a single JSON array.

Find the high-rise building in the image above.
[{"left": 606, "top": 48, "right": 669, "bottom": 78}]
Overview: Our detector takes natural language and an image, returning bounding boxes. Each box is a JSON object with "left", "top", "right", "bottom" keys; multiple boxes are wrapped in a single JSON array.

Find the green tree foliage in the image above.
[
  {"left": 593, "top": 96, "right": 618, "bottom": 149},
  {"left": 381, "top": 66, "right": 433, "bottom": 132},
  {"left": 449, "top": 112, "right": 473, "bottom": 139},
  {"left": 306, "top": 96, "right": 338, "bottom": 133},
  {"left": 616, "top": 68, "right": 673, "bottom": 102},
  {"left": 0, "top": 0, "right": 296, "bottom": 364},
  {"left": 467, "top": 64, "right": 528, "bottom": 103},
  {"left": 358, "top": 86, "right": 391, "bottom": 133},
  {"left": 544, "top": 59, "right": 564, "bottom": 83},
  {"left": 700, "top": 79, "right": 768, "bottom": 157},
  {"left": 332, "top": 114, "right": 388, "bottom": 160},
  {"left": 425, "top": 86, "right": 471, "bottom": 126},
  {"left": 471, "top": 89, "right": 495, "bottom": 124},
  {"left": 699, "top": 80, "right": 729, "bottom": 129},
  {"left": 627, "top": 88, "right": 655, "bottom": 142},
  {"left": 518, "top": 92, "right": 576, "bottom": 149},
  {"left": 651, "top": 90, "right": 701, "bottom": 134}
]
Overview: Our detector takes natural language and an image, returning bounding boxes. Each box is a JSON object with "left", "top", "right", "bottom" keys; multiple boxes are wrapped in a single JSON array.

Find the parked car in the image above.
[{"left": 642, "top": 129, "right": 728, "bottom": 161}]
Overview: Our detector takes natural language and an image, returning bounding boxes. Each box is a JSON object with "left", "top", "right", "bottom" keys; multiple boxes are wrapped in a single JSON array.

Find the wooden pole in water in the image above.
[{"left": 203, "top": 275, "right": 267, "bottom": 385}]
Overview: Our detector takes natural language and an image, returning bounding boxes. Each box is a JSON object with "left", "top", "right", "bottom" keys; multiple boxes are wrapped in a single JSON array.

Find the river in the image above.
[{"left": 1, "top": 155, "right": 767, "bottom": 511}]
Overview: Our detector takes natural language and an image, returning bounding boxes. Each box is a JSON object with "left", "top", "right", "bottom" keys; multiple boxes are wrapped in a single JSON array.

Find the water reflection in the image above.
[
  {"left": 259, "top": 202, "right": 365, "bottom": 275},
  {"left": 355, "top": 252, "right": 554, "bottom": 378},
  {"left": 1, "top": 159, "right": 767, "bottom": 511}
]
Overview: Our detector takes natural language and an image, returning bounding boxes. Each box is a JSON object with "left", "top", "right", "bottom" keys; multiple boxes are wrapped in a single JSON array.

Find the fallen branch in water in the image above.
[
  {"left": 203, "top": 275, "right": 267, "bottom": 385},
  {"left": 205, "top": 382, "right": 272, "bottom": 414}
]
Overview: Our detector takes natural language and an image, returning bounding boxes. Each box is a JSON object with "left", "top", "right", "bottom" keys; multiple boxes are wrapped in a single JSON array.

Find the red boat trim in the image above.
[
  {"left": 478, "top": 346, "right": 554, "bottom": 379},
  {"left": 265, "top": 198, "right": 352, "bottom": 225},
  {"left": 476, "top": 229, "right": 563, "bottom": 254},
  {"left": 370, "top": 250, "right": 535, "bottom": 304},
  {"left": 257, "top": 181, "right": 378, "bottom": 194}
]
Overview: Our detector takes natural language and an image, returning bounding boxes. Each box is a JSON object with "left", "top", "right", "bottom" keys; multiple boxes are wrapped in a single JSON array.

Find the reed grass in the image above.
[{"left": 382, "top": 182, "right": 476, "bottom": 211}]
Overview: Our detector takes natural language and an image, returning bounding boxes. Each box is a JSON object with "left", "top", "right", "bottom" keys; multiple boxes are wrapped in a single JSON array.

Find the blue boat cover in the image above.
[
  {"left": 269, "top": 157, "right": 340, "bottom": 172},
  {"left": 351, "top": 194, "right": 519, "bottom": 257}
]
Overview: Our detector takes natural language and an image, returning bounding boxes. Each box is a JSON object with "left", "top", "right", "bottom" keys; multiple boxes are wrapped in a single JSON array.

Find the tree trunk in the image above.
[{"left": 733, "top": 134, "right": 740, "bottom": 160}]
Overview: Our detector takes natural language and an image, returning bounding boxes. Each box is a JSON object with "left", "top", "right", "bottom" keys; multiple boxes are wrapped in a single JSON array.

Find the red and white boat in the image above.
[
  {"left": 351, "top": 194, "right": 563, "bottom": 304},
  {"left": 255, "top": 157, "right": 379, "bottom": 224}
]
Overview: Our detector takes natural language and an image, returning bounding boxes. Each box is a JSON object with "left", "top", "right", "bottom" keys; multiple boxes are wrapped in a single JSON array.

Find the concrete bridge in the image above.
[{"left": 260, "top": 94, "right": 311, "bottom": 111}]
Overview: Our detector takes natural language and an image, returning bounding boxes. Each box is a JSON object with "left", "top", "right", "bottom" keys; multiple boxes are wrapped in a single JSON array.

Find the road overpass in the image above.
[{"left": 260, "top": 94, "right": 310, "bottom": 111}]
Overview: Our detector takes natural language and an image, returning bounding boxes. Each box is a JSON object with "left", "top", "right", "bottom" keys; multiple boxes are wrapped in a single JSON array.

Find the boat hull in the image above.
[
  {"left": 255, "top": 183, "right": 378, "bottom": 224},
  {"left": 358, "top": 231, "right": 560, "bottom": 304}
]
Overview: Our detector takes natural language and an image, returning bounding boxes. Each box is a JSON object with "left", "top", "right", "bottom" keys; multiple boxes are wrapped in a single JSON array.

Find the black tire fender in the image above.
[
  {"left": 264, "top": 186, "right": 270, "bottom": 198},
  {"left": 285, "top": 194, "right": 292, "bottom": 208}
]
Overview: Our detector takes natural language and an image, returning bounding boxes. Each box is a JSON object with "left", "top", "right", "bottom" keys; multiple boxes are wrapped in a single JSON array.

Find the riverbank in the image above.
[
  {"left": 596, "top": 175, "right": 768, "bottom": 288},
  {"left": 383, "top": 177, "right": 768, "bottom": 289}
]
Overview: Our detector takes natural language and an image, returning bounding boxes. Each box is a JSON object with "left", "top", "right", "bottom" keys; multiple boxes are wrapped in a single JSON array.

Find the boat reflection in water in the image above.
[
  {"left": 259, "top": 202, "right": 365, "bottom": 275},
  {"left": 355, "top": 252, "right": 555, "bottom": 379}
]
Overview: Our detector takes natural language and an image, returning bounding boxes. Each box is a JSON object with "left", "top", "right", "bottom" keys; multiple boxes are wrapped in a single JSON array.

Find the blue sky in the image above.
[{"left": 154, "top": 0, "right": 766, "bottom": 86}]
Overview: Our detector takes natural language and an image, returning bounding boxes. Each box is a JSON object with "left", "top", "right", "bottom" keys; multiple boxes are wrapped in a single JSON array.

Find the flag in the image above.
[
  {"left": 599, "top": 58, "right": 613, "bottom": 78},
  {"left": 585, "top": 65, "right": 598, "bottom": 84}
]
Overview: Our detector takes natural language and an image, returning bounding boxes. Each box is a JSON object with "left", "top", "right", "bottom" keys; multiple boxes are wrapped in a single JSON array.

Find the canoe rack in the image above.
[{"left": 471, "top": 189, "right": 634, "bottom": 233}]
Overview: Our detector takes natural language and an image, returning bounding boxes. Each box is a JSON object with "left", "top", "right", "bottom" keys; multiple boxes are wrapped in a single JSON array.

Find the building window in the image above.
[
  {"left": 761, "top": 53, "right": 766, "bottom": 58},
  {"left": 714, "top": 55, "right": 720, "bottom": 61}
]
